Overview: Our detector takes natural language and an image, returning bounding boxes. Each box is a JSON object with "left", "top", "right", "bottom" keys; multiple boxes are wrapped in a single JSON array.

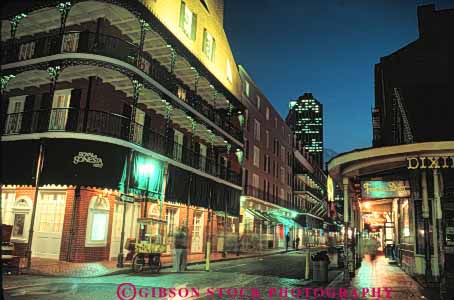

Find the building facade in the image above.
[
  {"left": 293, "top": 143, "right": 330, "bottom": 247},
  {"left": 329, "top": 5, "right": 454, "bottom": 296},
  {"left": 373, "top": 4, "right": 454, "bottom": 147},
  {"left": 286, "top": 93, "right": 324, "bottom": 169},
  {"left": 237, "top": 65, "right": 296, "bottom": 250},
  {"left": 1, "top": 0, "right": 245, "bottom": 263}
]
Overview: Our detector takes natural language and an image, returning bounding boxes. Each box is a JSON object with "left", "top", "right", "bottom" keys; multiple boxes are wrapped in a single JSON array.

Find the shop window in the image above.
[
  {"left": 166, "top": 207, "right": 179, "bottom": 238},
  {"left": 10, "top": 197, "right": 32, "bottom": 241},
  {"left": 1, "top": 191, "right": 15, "bottom": 224},
  {"left": 12, "top": 214, "right": 26, "bottom": 238},
  {"left": 86, "top": 196, "right": 110, "bottom": 247}
]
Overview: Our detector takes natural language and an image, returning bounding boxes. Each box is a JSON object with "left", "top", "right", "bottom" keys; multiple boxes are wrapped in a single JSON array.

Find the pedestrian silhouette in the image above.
[
  {"left": 285, "top": 232, "right": 290, "bottom": 251},
  {"left": 173, "top": 226, "right": 188, "bottom": 272},
  {"left": 296, "top": 236, "right": 300, "bottom": 250}
]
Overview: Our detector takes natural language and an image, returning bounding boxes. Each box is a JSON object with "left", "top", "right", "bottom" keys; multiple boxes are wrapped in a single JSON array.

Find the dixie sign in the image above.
[{"left": 407, "top": 156, "right": 454, "bottom": 170}]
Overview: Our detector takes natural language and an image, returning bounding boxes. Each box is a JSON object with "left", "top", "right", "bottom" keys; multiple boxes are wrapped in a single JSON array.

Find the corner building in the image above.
[
  {"left": 1, "top": 0, "right": 245, "bottom": 262},
  {"left": 328, "top": 5, "right": 454, "bottom": 295}
]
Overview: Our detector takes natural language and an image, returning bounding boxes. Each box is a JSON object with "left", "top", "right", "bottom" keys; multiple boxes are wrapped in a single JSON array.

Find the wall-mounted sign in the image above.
[
  {"left": 407, "top": 156, "right": 454, "bottom": 170},
  {"left": 361, "top": 180, "right": 410, "bottom": 199},
  {"left": 120, "top": 194, "right": 135, "bottom": 203},
  {"left": 73, "top": 152, "right": 103, "bottom": 168},
  {"left": 327, "top": 176, "right": 334, "bottom": 202}
]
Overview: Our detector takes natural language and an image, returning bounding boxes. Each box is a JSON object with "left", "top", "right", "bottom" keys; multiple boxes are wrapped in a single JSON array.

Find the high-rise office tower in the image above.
[{"left": 286, "top": 93, "right": 324, "bottom": 168}]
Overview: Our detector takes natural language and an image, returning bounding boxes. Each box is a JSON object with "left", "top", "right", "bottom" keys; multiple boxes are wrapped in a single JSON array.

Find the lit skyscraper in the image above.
[{"left": 286, "top": 93, "right": 324, "bottom": 168}]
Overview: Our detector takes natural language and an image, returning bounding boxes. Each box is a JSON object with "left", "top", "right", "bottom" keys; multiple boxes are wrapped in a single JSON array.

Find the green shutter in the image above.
[
  {"left": 211, "top": 37, "right": 216, "bottom": 62},
  {"left": 202, "top": 29, "right": 207, "bottom": 55},
  {"left": 179, "top": 1, "right": 185, "bottom": 29},
  {"left": 191, "top": 13, "right": 197, "bottom": 41}
]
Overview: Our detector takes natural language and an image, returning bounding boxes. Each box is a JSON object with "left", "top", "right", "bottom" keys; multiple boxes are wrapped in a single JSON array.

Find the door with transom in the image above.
[
  {"left": 191, "top": 211, "right": 204, "bottom": 253},
  {"left": 110, "top": 202, "right": 140, "bottom": 260},
  {"left": 49, "top": 90, "right": 71, "bottom": 130},
  {"left": 32, "top": 192, "right": 67, "bottom": 259},
  {"left": 6, "top": 96, "right": 26, "bottom": 134},
  {"left": 173, "top": 129, "right": 184, "bottom": 161}
]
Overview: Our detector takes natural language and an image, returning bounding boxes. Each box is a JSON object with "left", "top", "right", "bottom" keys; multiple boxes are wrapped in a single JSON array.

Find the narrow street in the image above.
[{"left": 3, "top": 251, "right": 341, "bottom": 300}]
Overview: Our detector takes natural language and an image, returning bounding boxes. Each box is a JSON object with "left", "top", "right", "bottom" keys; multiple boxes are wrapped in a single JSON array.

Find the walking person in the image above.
[
  {"left": 285, "top": 232, "right": 290, "bottom": 252},
  {"left": 296, "top": 236, "right": 300, "bottom": 250},
  {"left": 366, "top": 237, "right": 379, "bottom": 272},
  {"left": 173, "top": 226, "right": 188, "bottom": 272}
]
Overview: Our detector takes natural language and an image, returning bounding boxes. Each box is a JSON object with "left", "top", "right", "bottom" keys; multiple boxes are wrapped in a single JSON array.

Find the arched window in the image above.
[
  {"left": 11, "top": 197, "right": 32, "bottom": 240},
  {"left": 85, "top": 196, "right": 110, "bottom": 247}
]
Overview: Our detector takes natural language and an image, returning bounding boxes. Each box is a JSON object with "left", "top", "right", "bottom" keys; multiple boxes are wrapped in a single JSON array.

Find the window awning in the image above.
[
  {"left": 263, "top": 211, "right": 297, "bottom": 227},
  {"left": 165, "top": 164, "right": 241, "bottom": 216},
  {"left": 40, "top": 138, "right": 128, "bottom": 190},
  {"left": 245, "top": 208, "right": 274, "bottom": 223},
  {"left": 1, "top": 140, "right": 40, "bottom": 185}
]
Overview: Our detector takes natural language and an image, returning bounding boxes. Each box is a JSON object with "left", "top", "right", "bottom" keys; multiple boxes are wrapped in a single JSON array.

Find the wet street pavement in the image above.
[{"left": 3, "top": 251, "right": 341, "bottom": 300}]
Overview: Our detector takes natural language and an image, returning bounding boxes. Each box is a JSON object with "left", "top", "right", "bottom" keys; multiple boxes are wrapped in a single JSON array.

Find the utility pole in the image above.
[
  {"left": 26, "top": 140, "right": 45, "bottom": 269},
  {"left": 117, "top": 149, "right": 134, "bottom": 268}
]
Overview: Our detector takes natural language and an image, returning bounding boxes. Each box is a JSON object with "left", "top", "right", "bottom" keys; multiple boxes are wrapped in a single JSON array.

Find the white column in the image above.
[
  {"left": 434, "top": 169, "right": 443, "bottom": 282},
  {"left": 342, "top": 176, "right": 350, "bottom": 281}
]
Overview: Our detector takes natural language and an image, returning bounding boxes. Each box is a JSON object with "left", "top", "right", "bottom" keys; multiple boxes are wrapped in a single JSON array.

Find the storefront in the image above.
[
  {"left": 328, "top": 141, "right": 454, "bottom": 288},
  {"left": 1, "top": 139, "right": 242, "bottom": 262}
]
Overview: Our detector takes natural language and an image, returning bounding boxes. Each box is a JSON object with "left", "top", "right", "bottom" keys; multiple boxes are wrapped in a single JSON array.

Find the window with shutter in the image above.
[
  {"left": 180, "top": 1, "right": 197, "bottom": 41},
  {"left": 203, "top": 29, "right": 215, "bottom": 62}
]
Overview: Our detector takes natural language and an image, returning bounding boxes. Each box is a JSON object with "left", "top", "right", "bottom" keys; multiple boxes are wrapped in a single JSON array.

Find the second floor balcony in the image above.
[
  {"left": 244, "top": 185, "right": 292, "bottom": 209},
  {"left": 1, "top": 108, "right": 241, "bottom": 186},
  {"left": 1, "top": 30, "right": 243, "bottom": 143}
]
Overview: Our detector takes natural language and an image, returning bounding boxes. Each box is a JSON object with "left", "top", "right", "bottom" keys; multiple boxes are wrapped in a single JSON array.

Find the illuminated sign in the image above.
[
  {"left": 73, "top": 152, "right": 103, "bottom": 168},
  {"left": 327, "top": 176, "right": 334, "bottom": 202},
  {"left": 407, "top": 156, "right": 454, "bottom": 170},
  {"left": 361, "top": 180, "right": 410, "bottom": 199}
]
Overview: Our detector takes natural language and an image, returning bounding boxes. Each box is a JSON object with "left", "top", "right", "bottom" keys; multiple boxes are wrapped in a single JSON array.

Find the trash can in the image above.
[{"left": 311, "top": 251, "right": 330, "bottom": 282}]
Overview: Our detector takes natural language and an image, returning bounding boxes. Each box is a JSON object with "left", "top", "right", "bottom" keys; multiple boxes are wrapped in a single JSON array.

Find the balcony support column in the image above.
[
  {"left": 209, "top": 131, "right": 216, "bottom": 176},
  {"left": 189, "top": 117, "right": 197, "bottom": 167},
  {"left": 421, "top": 170, "right": 433, "bottom": 282},
  {"left": 47, "top": 66, "right": 61, "bottom": 101},
  {"left": 164, "top": 101, "right": 173, "bottom": 154},
  {"left": 57, "top": 2, "right": 72, "bottom": 36},
  {"left": 83, "top": 76, "right": 95, "bottom": 131},
  {"left": 135, "top": 19, "right": 151, "bottom": 67},
  {"left": 226, "top": 143, "right": 232, "bottom": 180},
  {"left": 129, "top": 79, "right": 143, "bottom": 142},
  {"left": 169, "top": 47, "right": 177, "bottom": 74},
  {"left": 342, "top": 176, "right": 350, "bottom": 282},
  {"left": 9, "top": 13, "right": 27, "bottom": 40},
  {"left": 1, "top": 75, "right": 16, "bottom": 95},
  {"left": 193, "top": 70, "right": 200, "bottom": 94}
]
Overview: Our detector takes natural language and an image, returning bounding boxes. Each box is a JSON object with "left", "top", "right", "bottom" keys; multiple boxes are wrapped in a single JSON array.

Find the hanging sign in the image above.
[{"left": 361, "top": 180, "right": 410, "bottom": 199}]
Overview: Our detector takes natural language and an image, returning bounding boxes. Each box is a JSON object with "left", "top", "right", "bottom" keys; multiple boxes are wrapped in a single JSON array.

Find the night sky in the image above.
[{"left": 224, "top": 0, "right": 454, "bottom": 154}]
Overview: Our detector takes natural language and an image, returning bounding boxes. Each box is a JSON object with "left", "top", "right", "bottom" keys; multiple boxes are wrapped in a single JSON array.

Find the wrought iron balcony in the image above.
[
  {"left": 244, "top": 185, "right": 291, "bottom": 209},
  {"left": 2, "top": 108, "right": 241, "bottom": 185},
  {"left": 1, "top": 31, "right": 243, "bottom": 142},
  {"left": 294, "top": 184, "right": 325, "bottom": 201}
]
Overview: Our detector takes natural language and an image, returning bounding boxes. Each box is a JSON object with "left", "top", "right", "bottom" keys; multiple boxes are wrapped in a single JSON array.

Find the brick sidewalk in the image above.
[
  {"left": 327, "top": 255, "right": 439, "bottom": 300},
  {"left": 17, "top": 248, "right": 304, "bottom": 278}
]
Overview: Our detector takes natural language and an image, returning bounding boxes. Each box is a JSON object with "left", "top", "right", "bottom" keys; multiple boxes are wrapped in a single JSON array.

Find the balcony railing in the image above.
[
  {"left": 1, "top": 31, "right": 243, "bottom": 142},
  {"left": 2, "top": 108, "right": 241, "bottom": 185},
  {"left": 244, "top": 185, "right": 291, "bottom": 209},
  {"left": 294, "top": 184, "right": 325, "bottom": 201}
]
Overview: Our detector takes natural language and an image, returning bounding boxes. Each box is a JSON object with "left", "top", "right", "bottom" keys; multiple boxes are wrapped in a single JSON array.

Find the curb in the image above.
[{"left": 17, "top": 249, "right": 296, "bottom": 278}]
